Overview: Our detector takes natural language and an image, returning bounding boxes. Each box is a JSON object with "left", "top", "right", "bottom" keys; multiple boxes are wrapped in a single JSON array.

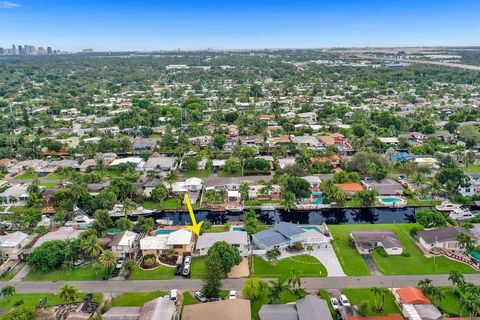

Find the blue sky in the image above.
[{"left": 0, "top": 0, "right": 479, "bottom": 51}]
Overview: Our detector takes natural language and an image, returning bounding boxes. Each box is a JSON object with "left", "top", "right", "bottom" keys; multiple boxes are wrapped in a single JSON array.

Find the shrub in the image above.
[
  {"left": 358, "top": 301, "right": 369, "bottom": 316},
  {"left": 374, "top": 246, "right": 388, "bottom": 257},
  {"left": 293, "top": 241, "right": 303, "bottom": 251},
  {"left": 401, "top": 251, "right": 410, "bottom": 257},
  {"left": 348, "top": 236, "right": 356, "bottom": 248},
  {"left": 410, "top": 226, "right": 418, "bottom": 237}
]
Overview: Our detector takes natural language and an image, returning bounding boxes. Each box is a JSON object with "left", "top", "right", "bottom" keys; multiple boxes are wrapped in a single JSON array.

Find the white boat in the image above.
[
  {"left": 156, "top": 218, "right": 174, "bottom": 226},
  {"left": 435, "top": 201, "right": 462, "bottom": 212},
  {"left": 227, "top": 206, "right": 244, "bottom": 213},
  {"left": 449, "top": 207, "right": 475, "bottom": 221},
  {"left": 65, "top": 214, "right": 94, "bottom": 228}
]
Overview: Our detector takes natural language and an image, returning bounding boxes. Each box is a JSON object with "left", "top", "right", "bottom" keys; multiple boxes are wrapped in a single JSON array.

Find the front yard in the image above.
[
  {"left": 128, "top": 264, "right": 176, "bottom": 280},
  {"left": 341, "top": 288, "right": 401, "bottom": 316},
  {"left": 112, "top": 291, "right": 167, "bottom": 307},
  {"left": 253, "top": 254, "right": 327, "bottom": 278},
  {"left": 0, "top": 293, "right": 103, "bottom": 310},
  {"left": 24, "top": 265, "right": 108, "bottom": 281},
  {"left": 329, "top": 223, "right": 479, "bottom": 275}
]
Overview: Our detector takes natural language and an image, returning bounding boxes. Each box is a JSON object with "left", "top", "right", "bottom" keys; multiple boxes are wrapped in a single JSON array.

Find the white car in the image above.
[
  {"left": 228, "top": 290, "right": 237, "bottom": 300},
  {"left": 183, "top": 256, "right": 192, "bottom": 265},
  {"left": 339, "top": 294, "right": 350, "bottom": 307},
  {"left": 170, "top": 289, "right": 178, "bottom": 301},
  {"left": 330, "top": 297, "right": 340, "bottom": 310}
]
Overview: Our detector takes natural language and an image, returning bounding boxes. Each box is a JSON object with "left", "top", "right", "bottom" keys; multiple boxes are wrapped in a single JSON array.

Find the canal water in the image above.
[{"left": 144, "top": 207, "right": 417, "bottom": 226}]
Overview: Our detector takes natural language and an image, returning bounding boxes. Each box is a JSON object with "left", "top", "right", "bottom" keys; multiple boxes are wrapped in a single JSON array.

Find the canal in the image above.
[{"left": 136, "top": 207, "right": 418, "bottom": 226}]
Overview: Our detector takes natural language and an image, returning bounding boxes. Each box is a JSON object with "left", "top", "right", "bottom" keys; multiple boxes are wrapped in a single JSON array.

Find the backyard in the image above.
[
  {"left": 253, "top": 254, "right": 327, "bottom": 278},
  {"left": 128, "top": 264, "right": 176, "bottom": 280},
  {"left": 329, "top": 223, "right": 479, "bottom": 275}
]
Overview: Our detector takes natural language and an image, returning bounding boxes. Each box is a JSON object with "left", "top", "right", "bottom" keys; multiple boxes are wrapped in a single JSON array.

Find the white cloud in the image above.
[{"left": 0, "top": 1, "right": 20, "bottom": 9}]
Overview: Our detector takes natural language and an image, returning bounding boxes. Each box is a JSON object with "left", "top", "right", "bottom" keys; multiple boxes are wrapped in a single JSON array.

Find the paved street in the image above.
[{"left": 4, "top": 274, "right": 480, "bottom": 294}]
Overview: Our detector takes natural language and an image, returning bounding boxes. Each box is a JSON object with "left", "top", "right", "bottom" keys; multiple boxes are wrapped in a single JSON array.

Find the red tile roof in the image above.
[{"left": 396, "top": 287, "right": 430, "bottom": 305}]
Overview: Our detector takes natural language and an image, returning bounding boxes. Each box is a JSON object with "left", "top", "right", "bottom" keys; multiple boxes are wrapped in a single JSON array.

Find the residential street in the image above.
[{"left": 4, "top": 274, "right": 480, "bottom": 294}]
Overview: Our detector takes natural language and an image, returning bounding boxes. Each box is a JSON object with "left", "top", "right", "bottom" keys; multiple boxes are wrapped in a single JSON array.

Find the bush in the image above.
[
  {"left": 144, "top": 257, "right": 156, "bottom": 268},
  {"left": 374, "top": 246, "right": 388, "bottom": 257},
  {"left": 294, "top": 241, "right": 303, "bottom": 251},
  {"left": 401, "top": 251, "right": 410, "bottom": 257},
  {"left": 410, "top": 226, "right": 418, "bottom": 237},
  {"left": 348, "top": 236, "right": 356, "bottom": 248},
  {"left": 403, "top": 188, "right": 414, "bottom": 197},
  {"left": 358, "top": 301, "right": 369, "bottom": 316}
]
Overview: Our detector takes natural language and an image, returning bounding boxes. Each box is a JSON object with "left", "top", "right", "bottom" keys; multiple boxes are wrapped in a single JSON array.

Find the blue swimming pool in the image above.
[
  {"left": 311, "top": 191, "right": 323, "bottom": 197},
  {"left": 301, "top": 226, "right": 320, "bottom": 231},
  {"left": 311, "top": 198, "right": 324, "bottom": 205},
  {"left": 379, "top": 197, "right": 402, "bottom": 203},
  {"left": 232, "top": 227, "right": 245, "bottom": 231},
  {"left": 419, "top": 196, "right": 434, "bottom": 201},
  {"left": 155, "top": 229, "right": 175, "bottom": 235}
]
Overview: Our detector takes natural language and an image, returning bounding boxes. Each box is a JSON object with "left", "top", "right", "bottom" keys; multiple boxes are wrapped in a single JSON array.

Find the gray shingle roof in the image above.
[
  {"left": 259, "top": 304, "right": 298, "bottom": 320},
  {"left": 351, "top": 230, "right": 403, "bottom": 249},
  {"left": 196, "top": 231, "right": 248, "bottom": 251},
  {"left": 296, "top": 295, "right": 333, "bottom": 320},
  {"left": 275, "top": 222, "right": 304, "bottom": 238},
  {"left": 254, "top": 229, "right": 290, "bottom": 248},
  {"left": 417, "top": 226, "right": 467, "bottom": 243}
]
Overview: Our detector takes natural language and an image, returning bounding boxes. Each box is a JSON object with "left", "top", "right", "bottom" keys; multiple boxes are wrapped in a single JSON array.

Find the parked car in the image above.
[
  {"left": 330, "top": 297, "right": 340, "bottom": 310},
  {"left": 115, "top": 257, "right": 125, "bottom": 269},
  {"left": 228, "top": 290, "right": 237, "bottom": 300},
  {"left": 194, "top": 291, "right": 207, "bottom": 303},
  {"left": 183, "top": 255, "right": 192, "bottom": 265},
  {"left": 207, "top": 297, "right": 222, "bottom": 302},
  {"left": 73, "top": 259, "right": 84, "bottom": 267},
  {"left": 170, "top": 289, "right": 178, "bottom": 301},
  {"left": 339, "top": 294, "right": 350, "bottom": 307},
  {"left": 182, "top": 264, "right": 191, "bottom": 277}
]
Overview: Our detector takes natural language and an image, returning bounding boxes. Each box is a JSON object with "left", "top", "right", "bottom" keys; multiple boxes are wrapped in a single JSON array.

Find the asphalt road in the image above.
[{"left": 4, "top": 274, "right": 480, "bottom": 294}]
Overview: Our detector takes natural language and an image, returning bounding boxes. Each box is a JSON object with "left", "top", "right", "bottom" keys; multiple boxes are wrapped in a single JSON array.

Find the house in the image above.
[
  {"left": 0, "top": 231, "right": 29, "bottom": 260},
  {"left": 195, "top": 231, "right": 249, "bottom": 256},
  {"left": 79, "top": 159, "right": 97, "bottom": 172},
  {"left": 301, "top": 176, "right": 321, "bottom": 190},
  {"left": 188, "top": 135, "right": 213, "bottom": 147},
  {"left": 364, "top": 179, "right": 404, "bottom": 196},
  {"left": 259, "top": 295, "right": 333, "bottom": 320},
  {"left": 132, "top": 138, "right": 158, "bottom": 153},
  {"left": 109, "top": 157, "right": 145, "bottom": 169},
  {"left": 311, "top": 154, "right": 342, "bottom": 168},
  {"left": 182, "top": 299, "right": 250, "bottom": 320},
  {"left": 378, "top": 137, "right": 400, "bottom": 145},
  {"left": 252, "top": 222, "right": 330, "bottom": 251},
  {"left": 350, "top": 230, "right": 404, "bottom": 255},
  {"left": 140, "top": 229, "right": 194, "bottom": 258},
  {"left": 278, "top": 157, "right": 296, "bottom": 169},
  {"left": 142, "top": 156, "right": 177, "bottom": 172},
  {"left": 102, "top": 297, "right": 176, "bottom": 320},
  {"left": 239, "top": 135, "right": 263, "bottom": 147},
  {"left": 395, "top": 287, "right": 430, "bottom": 305},
  {"left": 417, "top": 226, "right": 472, "bottom": 251},
  {"left": 32, "top": 227, "right": 82, "bottom": 249},
  {"left": 109, "top": 231, "right": 139, "bottom": 259},
  {"left": 0, "top": 184, "right": 29, "bottom": 206},
  {"left": 394, "top": 287, "right": 443, "bottom": 320},
  {"left": 291, "top": 135, "right": 322, "bottom": 150},
  {"left": 335, "top": 183, "right": 363, "bottom": 196},
  {"left": 459, "top": 173, "right": 480, "bottom": 197},
  {"left": 297, "top": 112, "right": 317, "bottom": 124}
]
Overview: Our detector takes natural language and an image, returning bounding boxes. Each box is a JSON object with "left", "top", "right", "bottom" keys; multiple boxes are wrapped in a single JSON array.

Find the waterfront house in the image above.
[
  {"left": 108, "top": 230, "right": 140, "bottom": 259},
  {"left": 140, "top": 229, "right": 194, "bottom": 258},
  {"left": 195, "top": 231, "right": 249, "bottom": 256},
  {"left": 350, "top": 230, "right": 404, "bottom": 255},
  {"left": 182, "top": 299, "right": 250, "bottom": 320},
  {"left": 417, "top": 226, "right": 473, "bottom": 251}
]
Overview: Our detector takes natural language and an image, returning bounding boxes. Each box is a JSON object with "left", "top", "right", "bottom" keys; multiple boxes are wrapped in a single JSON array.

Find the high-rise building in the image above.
[
  {"left": 0, "top": 48, "right": 4, "bottom": 55},
  {"left": 47, "top": 47, "right": 52, "bottom": 54},
  {"left": 12, "top": 44, "right": 16, "bottom": 55},
  {"left": 18, "top": 45, "right": 24, "bottom": 55},
  {"left": 37, "top": 47, "right": 46, "bottom": 55}
]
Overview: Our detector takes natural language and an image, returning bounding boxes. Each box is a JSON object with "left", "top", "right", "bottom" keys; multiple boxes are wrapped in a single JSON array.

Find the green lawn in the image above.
[
  {"left": 45, "top": 172, "right": 67, "bottom": 179},
  {"left": 190, "top": 256, "right": 206, "bottom": 279},
  {"left": 24, "top": 265, "right": 108, "bottom": 281},
  {"left": 318, "top": 289, "right": 336, "bottom": 318},
  {"left": 185, "top": 169, "right": 211, "bottom": 178},
  {"left": 181, "top": 291, "right": 199, "bottom": 313},
  {"left": 253, "top": 255, "right": 327, "bottom": 278},
  {"left": 15, "top": 172, "right": 39, "bottom": 179},
  {"left": 40, "top": 181, "right": 60, "bottom": 189},
  {"left": 251, "top": 289, "right": 297, "bottom": 320},
  {"left": 204, "top": 226, "right": 230, "bottom": 233},
  {"left": 406, "top": 197, "right": 441, "bottom": 207},
  {"left": 465, "top": 164, "right": 480, "bottom": 173},
  {"left": 342, "top": 288, "right": 401, "bottom": 316},
  {"left": 112, "top": 291, "right": 167, "bottom": 307},
  {"left": 426, "top": 287, "right": 465, "bottom": 317},
  {"left": 142, "top": 198, "right": 180, "bottom": 210},
  {"left": 329, "top": 223, "right": 479, "bottom": 275},
  {"left": 128, "top": 264, "right": 176, "bottom": 280},
  {"left": 0, "top": 293, "right": 103, "bottom": 314}
]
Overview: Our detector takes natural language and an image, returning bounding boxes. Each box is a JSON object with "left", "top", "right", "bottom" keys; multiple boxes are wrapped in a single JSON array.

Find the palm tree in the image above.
[
  {"left": 371, "top": 287, "right": 380, "bottom": 310},
  {"left": 429, "top": 287, "right": 445, "bottom": 307},
  {"left": 378, "top": 288, "right": 390, "bottom": 310},
  {"left": 268, "top": 278, "right": 289, "bottom": 304},
  {"left": 59, "top": 283, "right": 79, "bottom": 303},
  {"left": 281, "top": 191, "right": 296, "bottom": 212},
  {"left": 122, "top": 198, "right": 137, "bottom": 216},
  {"left": 81, "top": 235, "right": 103, "bottom": 260},
  {"left": 165, "top": 170, "right": 178, "bottom": 185},
  {"left": 287, "top": 269, "right": 302, "bottom": 290},
  {"left": 266, "top": 249, "right": 280, "bottom": 265},
  {"left": 448, "top": 270, "right": 465, "bottom": 291},
  {"left": 355, "top": 189, "right": 379, "bottom": 207},
  {"left": 239, "top": 182, "right": 250, "bottom": 204},
  {"left": 98, "top": 250, "right": 118, "bottom": 273},
  {"left": 457, "top": 232, "right": 476, "bottom": 252},
  {"left": 330, "top": 187, "right": 347, "bottom": 206},
  {"left": 0, "top": 285, "right": 15, "bottom": 300},
  {"left": 306, "top": 244, "right": 313, "bottom": 255},
  {"left": 410, "top": 171, "right": 426, "bottom": 191},
  {"left": 418, "top": 279, "right": 433, "bottom": 295}
]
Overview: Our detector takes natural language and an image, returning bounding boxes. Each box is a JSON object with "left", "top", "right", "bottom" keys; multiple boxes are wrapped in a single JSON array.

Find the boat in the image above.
[
  {"left": 260, "top": 205, "right": 277, "bottom": 212},
  {"left": 435, "top": 201, "right": 462, "bottom": 212},
  {"left": 156, "top": 218, "right": 174, "bottom": 226},
  {"left": 226, "top": 206, "right": 244, "bottom": 213},
  {"left": 295, "top": 203, "right": 331, "bottom": 210},
  {"left": 449, "top": 207, "right": 475, "bottom": 221},
  {"left": 65, "top": 214, "right": 94, "bottom": 228}
]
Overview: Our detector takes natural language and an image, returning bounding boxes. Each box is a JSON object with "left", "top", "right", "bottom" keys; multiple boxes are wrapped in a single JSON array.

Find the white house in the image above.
[
  {"left": 417, "top": 226, "right": 471, "bottom": 251},
  {"left": 195, "top": 231, "right": 249, "bottom": 256},
  {"left": 0, "top": 231, "right": 29, "bottom": 260},
  {"left": 109, "top": 230, "right": 139, "bottom": 259},
  {"left": 0, "top": 184, "right": 29, "bottom": 206},
  {"left": 350, "top": 230, "right": 404, "bottom": 255}
]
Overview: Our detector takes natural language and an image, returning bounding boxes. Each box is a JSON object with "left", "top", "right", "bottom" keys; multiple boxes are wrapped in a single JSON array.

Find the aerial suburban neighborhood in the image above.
[{"left": 1, "top": 1, "right": 480, "bottom": 319}]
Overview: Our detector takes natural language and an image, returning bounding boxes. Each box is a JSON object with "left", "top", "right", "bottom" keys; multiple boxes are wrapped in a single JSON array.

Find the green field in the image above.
[
  {"left": 204, "top": 226, "right": 230, "bottom": 233},
  {"left": 128, "top": 264, "right": 176, "bottom": 280},
  {"left": 342, "top": 288, "right": 401, "bottom": 316},
  {"left": 184, "top": 169, "right": 211, "bottom": 178},
  {"left": 24, "top": 265, "right": 108, "bottom": 281},
  {"left": 15, "top": 172, "right": 39, "bottom": 179},
  {"left": 329, "top": 224, "right": 479, "bottom": 275},
  {"left": 112, "top": 291, "right": 167, "bottom": 307},
  {"left": 465, "top": 164, "right": 480, "bottom": 173},
  {"left": 253, "top": 255, "right": 327, "bottom": 278}
]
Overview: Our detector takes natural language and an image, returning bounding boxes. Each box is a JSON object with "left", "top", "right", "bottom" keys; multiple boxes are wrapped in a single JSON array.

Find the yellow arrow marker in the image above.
[{"left": 184, "top": 193, "right": 203, "bottom": 236}]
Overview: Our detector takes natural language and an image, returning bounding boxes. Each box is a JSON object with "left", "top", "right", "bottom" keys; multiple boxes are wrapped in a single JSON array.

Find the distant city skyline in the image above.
[{"left": 1, "top": 0, "right": 480, "bottom": 52}]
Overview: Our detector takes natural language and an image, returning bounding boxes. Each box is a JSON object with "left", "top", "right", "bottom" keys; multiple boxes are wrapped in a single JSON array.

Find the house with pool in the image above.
[
  {"left": 195, "top": 231, "right": 249, "bottom": 256},
  {"left": 140, "top": 229, "right": 194, "bottom": 259},
  {"left": 251, "top": 222, "right": 331, "bottom": 252}
]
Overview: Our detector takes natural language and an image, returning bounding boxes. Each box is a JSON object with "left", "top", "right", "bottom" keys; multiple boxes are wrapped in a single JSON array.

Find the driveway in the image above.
[
  {"left": 362, "top": 254, "right": 382, "bottom": 276},
  {"left": 281, "top": 243, "right": 346, "bottom": 277}
]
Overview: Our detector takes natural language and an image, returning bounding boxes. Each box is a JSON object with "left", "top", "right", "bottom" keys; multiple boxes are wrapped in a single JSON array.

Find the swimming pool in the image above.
[
  {"left": 311, "top": 198, "right": 324, "bottom": 205},
  {"left": 301, "top": 226, "right": 320, "bottom": 231},
  {"left": 232, "top": 227, "right": 245, "bottom": 231},
  {"left": 155, "top": 229, "right": 175, "bottom": 235},
  {"left": 379, "top": 197, "right": 403, "bottom": 203},
  {"left": 311, "top": 191, "right": 323, "bottom": 197},
  {"left": 418, "top": 196, "right": 434, "bottom": 201}
]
